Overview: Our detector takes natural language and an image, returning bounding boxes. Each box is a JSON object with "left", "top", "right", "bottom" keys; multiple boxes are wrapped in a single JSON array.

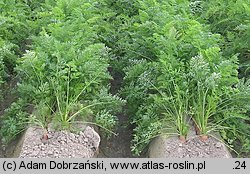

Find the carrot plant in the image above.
[
  {"left": 152, "top": 82, "right": 190, "bottom": 142},
  {"left": 0, "top": 99, "right": 28, "bottom": 144},
  {"left": 192, "top": 0, "right": 250, "bottom": 155},
  {"left": 118, "top": 0, "right": 250, "bottom": 155},
  {"left": 0, "top": 0, "right": 42, "bottom": 144},
  {"left": 8, "top": 0, "right": 125, "bottom": 140},
  {"left": 17, "top": 36, "right": 123, "bottom": 136},
  {"left": 195, "top": 0, "right": 250, "bottom": 78}
]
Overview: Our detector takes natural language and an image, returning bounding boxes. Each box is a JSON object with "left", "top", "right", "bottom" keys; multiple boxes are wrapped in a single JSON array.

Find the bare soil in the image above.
[
  {"left": 148, "top": 125, "right": 232, "bottom": 158},
  {"left": 98, "top": 111, "right": 134, "bottom": 157},
  {"left": 98, "top": 69, "right": 135, "bottom": 157},
  {"left": 149, "top": 136, "right": 232, "bottom": 158},
  {"left": 0, "top": 76, "right": 19, "bottom": 157},
  {"left": 19, "top": 126, "right": 100, "bottom": 158}
]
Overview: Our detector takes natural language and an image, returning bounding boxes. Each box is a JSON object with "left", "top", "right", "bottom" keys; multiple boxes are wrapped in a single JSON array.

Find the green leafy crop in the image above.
[{"left": 0, "top": 0, "right": 249, "bottom": 158}]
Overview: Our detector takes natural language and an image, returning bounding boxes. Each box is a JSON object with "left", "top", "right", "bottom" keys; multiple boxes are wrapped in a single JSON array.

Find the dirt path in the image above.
[
  {"left": 0, "top": 77, "right": 19, "bottom": 157},
  {"left": 97, "top": 69, "right": 134, "bottom": 158},
  {"left": 98, "top": 111, "right": 134, "bottom": 158}
]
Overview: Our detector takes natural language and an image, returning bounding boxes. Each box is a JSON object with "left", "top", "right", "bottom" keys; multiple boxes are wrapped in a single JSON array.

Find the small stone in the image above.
[
  {"left": 215, "top": 142, "right": 222, "bottom": 148},
  {"left": 177, "top": 148, "right": 182, "bottom": 153},
  {"left": 48, "top": 151, "right": 53, "bottom": 155},
  {"left": 69, "top": 133, "right": 75, "bottom": 138},
  {"left": 32, "top": 151, "right": 39, "bottom": 156},
  {"left": 60, "top": 136, "right": 66, "bottom": 141}
]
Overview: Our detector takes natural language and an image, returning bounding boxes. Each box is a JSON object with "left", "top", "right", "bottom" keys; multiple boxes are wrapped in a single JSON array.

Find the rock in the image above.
[
  {"left": 48, "top": 151, "right": 53, "bottom": 155},
  {"left": 215, "top": 142, "right": 222, "bottom": 148},
  {"left": 176, "top": 148, "right": 181, "bottom": 152}
]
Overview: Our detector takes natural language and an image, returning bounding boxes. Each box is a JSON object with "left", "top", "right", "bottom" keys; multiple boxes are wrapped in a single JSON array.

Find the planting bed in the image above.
[
  {"left": 19, "top": 125, "right": 100, "bottom": 158},
  {"left": 149, "top": 136, "right": 231, "bottom": 158},
  {"left": 148, "top": 126, "right": 232, "bottom": 158}
]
